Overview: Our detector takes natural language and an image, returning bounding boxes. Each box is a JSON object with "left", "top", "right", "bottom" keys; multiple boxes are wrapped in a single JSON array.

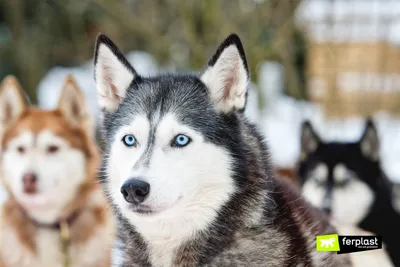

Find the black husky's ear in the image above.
[
  {"left": 300, "top": 121, "right": 320, "bottom": 158},
  {"left": 359, "top": 119, "right": 379, "bottom": 161},
  {"left": 94, "top": 34, "right": 137, "bottom": 112},
  {"left": 200, "top": 34, "right": 249, "bottom": 113}
]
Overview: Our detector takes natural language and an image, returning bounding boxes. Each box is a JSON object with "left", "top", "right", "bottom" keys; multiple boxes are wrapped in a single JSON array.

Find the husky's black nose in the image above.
[
  {"left": 120, "top": 179, "right": 150, "bottom": 204},
  {"left": 322, "top": 206, "right": 332, "bottom": 216}
]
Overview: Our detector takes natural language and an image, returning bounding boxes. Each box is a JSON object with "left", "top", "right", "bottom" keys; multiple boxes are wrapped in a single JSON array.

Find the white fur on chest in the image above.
[
  {"left": 147, "top": 239, "right": 181, "bottom": 267},
  {"left": 0, "top": 222, "right": 111, "bottom": 267},
  {"left": 111, "top": 236, "right": 181, "bottom": 267},
  {"left": 1, "top": 227, "right": 64, "bottom": 267}
]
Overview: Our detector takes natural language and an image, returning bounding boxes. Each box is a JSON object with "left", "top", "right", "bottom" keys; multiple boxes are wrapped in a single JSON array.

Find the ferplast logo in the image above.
[
  {"left": 316, "top": 234, "right": 383, "bottom": 254},
  {"left": 316, "top": 234, "right": 340, "bottom": 252}
]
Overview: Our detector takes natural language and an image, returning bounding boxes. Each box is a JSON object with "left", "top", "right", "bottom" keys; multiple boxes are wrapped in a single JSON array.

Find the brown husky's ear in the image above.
[
  {"left": 300, "top": 120, "right": 320, "bottom": 159},
  {"left": 359, "top": 119, "right": 379, "bottom": 161},
  {"left": 200, "top": 34, "right": 249, "bottom": 114},
  {"left": 57, "top": 75, "right": 94, "bottom": 138},
  {"left": 0, "top": 75, "right": 28, "bottom": 129}
]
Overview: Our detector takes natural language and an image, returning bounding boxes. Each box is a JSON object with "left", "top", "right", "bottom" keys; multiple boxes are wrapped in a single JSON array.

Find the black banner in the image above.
[{"left": 337, "top": 235, "right": 382, "bottom": 254}]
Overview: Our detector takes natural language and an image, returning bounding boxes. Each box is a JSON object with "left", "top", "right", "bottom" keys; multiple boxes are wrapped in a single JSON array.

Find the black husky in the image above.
[{"left": 298, "top": 119, "right": 400, "bottom": 266}]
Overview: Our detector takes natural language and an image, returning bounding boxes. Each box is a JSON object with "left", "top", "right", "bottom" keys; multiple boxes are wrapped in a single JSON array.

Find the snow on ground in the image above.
[
  {"left": 37, "top": 61, "right": 98, "bottom": 117},
  {"left": 244, "top": 82, "right": 260, "bottom": 124}
]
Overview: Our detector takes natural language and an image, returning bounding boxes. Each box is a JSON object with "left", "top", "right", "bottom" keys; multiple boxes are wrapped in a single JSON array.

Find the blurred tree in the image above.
[
  {"left": 1, "top": 0, "right": 102, "bottom": 103},
  {"left": 0, "top": 0, "right": 305, "bottom": 106}
]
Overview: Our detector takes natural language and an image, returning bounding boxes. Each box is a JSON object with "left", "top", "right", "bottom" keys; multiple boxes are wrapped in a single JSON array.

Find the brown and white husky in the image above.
[{"left": 0, "top": 75, "right": 115, "bottom": 267}]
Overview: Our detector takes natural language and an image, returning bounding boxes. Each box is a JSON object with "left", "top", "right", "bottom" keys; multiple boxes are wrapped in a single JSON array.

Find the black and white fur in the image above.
[
  {"left": 94, "top": 33, "right": 351, "bottom": 267},
  {"left": 298, "top": 120, "right": 400, "bottom": 266}
]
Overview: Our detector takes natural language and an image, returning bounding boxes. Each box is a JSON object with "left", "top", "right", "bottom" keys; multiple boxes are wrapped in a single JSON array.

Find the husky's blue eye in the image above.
[
  {"left": 174, "top": 134, "right": 191, "bottom": 147},
  {"left": 122, "top": 135, "right": 137, "bottom": 147}
]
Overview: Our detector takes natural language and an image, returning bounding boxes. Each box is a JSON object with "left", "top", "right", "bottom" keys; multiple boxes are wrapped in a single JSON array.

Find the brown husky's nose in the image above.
[
  {"left": 22, "top": 172, "right": 37, "bottom": 194},
  {"left": 120, "top": 179, "right": 150, "bottom": 204}
]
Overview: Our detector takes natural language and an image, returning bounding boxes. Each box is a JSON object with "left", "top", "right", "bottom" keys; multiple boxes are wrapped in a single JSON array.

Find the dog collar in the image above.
[{"left": 31, "top": 210, "right": 81, "bottom": 230}]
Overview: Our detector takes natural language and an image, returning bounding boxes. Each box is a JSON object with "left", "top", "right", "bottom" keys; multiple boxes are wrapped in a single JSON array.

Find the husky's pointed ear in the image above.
[
  {"left": 94, "top": 34, "right": 137, "bottom": 112},
  {"left": 58, "top": 75, "right": 94, "bottom": 137},
  {"left": 0, "top": 75, "right": 28, "bottom": 128},
  {"left": 359, "top": 119, "right": 379, "bottom": 161},
  {"left": 201, "top": 34, "right": 249, "bottom": 113},
  {"left": 300, "top": 121, "right": 320, "bottom": 158}
]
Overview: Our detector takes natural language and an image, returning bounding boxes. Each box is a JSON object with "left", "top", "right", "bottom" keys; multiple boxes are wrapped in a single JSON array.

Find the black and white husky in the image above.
[
  {"left": 93, "top": 33, "right": 354, "bottom": 266},
  {"left": 298, "top": 120, "right": 400, "bottom": 266}
]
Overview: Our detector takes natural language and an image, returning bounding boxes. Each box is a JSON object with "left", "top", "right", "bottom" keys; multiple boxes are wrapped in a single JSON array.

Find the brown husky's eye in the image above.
[
  {"left": 47, "top": 145, "right": 59, "bottom": 153},
  {"left": 17, "top": 146, "right": 25, "bottom": 154}
]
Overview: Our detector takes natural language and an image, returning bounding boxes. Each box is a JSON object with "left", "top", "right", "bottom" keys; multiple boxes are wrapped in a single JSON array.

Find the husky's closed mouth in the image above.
[
  {"left": 129, "top": 196, "right": 182, "bottom": 215},
  {"left": 132, "top": 205, "right": 157, "bottom": 215}
]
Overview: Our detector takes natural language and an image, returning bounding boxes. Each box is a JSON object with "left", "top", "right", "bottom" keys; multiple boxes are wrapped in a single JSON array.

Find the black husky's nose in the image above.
[
  {"left": 322, "top": 206, "right": 332, "bottom": 216},
  {"left": 120, "top": 179, "right": 150, "bottom": 204}
]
